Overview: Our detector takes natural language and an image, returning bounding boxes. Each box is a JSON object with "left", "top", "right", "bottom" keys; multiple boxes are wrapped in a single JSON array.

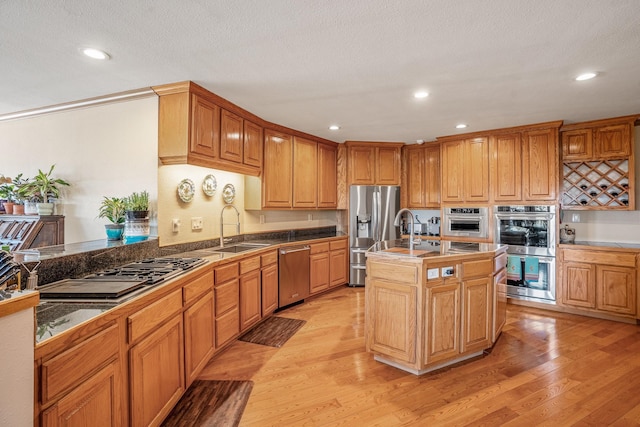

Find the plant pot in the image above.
[
  {"left": 36, "top": 202, "right": 54, "bottom": 215},
  {"left": 3, "top": 202, "right": 15, "bottom": 214},
  {"left": 125, "top": 210, "right": 149, "bottom": 220},
  {"left": 124, "top": 217, "right": 150, "bottom": 242},
  {"left": 12, "top": 204, "right": 25, "bottom": 215},
  {"left": 104, "top": 224, "right": 125, "bottom": 241},
  {"left": 24, "top": 201, "right": 38, "bottom": 215}
]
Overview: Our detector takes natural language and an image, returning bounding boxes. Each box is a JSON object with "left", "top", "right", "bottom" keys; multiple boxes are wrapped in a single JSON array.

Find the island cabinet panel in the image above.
[
  {"left": 130, "top": 313, "right": 185, "bottom": 427},
  {"left": 522, "top": 128, "right": 558, "bottom": 201},
  {"left": 368, "top": 280, "right": 417, "bottom": 364},
  {"left": 42, "top": 359, "right": 122, "bottom": 427},
  {"left": 262, "top": 130, "right": 293, "bottom": 208},
  {"left": 493, "top": 253, "right": 507, "bottom": 343},
  {"left": 491, "top": 133, "right": 522, "bottom": 202},
  {"left": 425, "top": 282, "right": 460, "bottom": 364},
  {"left": 184, "top": 292, "right": 215, "bottom": 387},
  {"left": 461, "top": 277, "right": 492, "bottom": 353},
  {"left": 317, "top": 142, "right": 338, "bottom": 208},
  {"left": 293, "top": 136, "right": 318, "bottom": 208}
]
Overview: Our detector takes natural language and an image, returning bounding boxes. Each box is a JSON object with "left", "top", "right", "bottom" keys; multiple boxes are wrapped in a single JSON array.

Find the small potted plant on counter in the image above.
[
  {"left": 0, "top": 175, "right": 16, "bottom": 214},
  {"left": 98, "top": 196, "right": 126, "bottom": 240},
  {"left": 22, "top": 165, "right": 70, "bottom": 215},
  {"left": 124, "top": 190, "right": 150, "bottom": 242}
]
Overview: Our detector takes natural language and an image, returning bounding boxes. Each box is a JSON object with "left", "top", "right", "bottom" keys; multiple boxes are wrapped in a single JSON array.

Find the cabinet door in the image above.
[
  {"left": 596, "top": 265, "right": 636, "bottom": 315},
  {"left": 130, "top": 314, "right": 185, "bottom": 427},
  {"left": 595, "top": 124, "right": 630, "bottom": 158},
  {"left": 220, "top": 109, "right": 244, "bottom": 163},
  {"left": 184, "top": 292, "right": 215, "bottom": 386},
  {"left": 562, "top": 262, "right": 596, "bottom": 308},
  {"left": 493, "top": 268, "right": 507, "bottom": 343},
  {"left": 349, "top": 146, "right": 375, "bottom": 185},
  {"left": 329, "top": 248, "right": 348, "bottom": 287},
  {"left": 293, "top": 137, "right": 318, "bottom": 208},
  {"left": 425, "top": 283, "right": 460, "bottom": 365},
  {"left": 441, "top": 140, "right": 465, "bottom": 202},
  {"left": 424, "top": 143, "right": 441, "bottom": 207},
  {"left": 240, "top": 270, "right": 262, "bottom": 331},
  {"left": 261, "top": 264, "right": 278, "bottom": 316},
  {"left": 310, "top": 252, "right": 330, "bottom": 294},
  {"left": 464, "top": 137, "right": 490, "bottom": 202},
  {"left": 243, "top": 120, "right": 263, "bottom": 167},
  {"left": 215, "top": 279, "right": 240, "bottom": 348},
  {"left": 523, "top": 128, "right": 557, "bottom": 201},
  {"left": 562, "top": 129, "right": 592, "bottom": 160},
  {"left": 461, "top": 277, "right": 491, "bottom": 353},
  {"left": 491, "top": 133, "right": 522, "bottom": 202},
  {"left": 42, "top": 360, "right": 123, "bottom": 427},
  {"left": 263, "top": 130, "right": 293, "bottom": 208},
  {"left": 367, "top": 280, "right": 417, "bottom": 363},
  {"left": 317, "top": 143, "right": 338, "bottom": 208},
  {"left": 190, "top": 94, "right": 220, "bottom": 158},
  {"left": 376, "top": 146, "right": 401, "bottom": 185},
  {"left": 406, "top": 147, "right": 425, "bottom": 208}
]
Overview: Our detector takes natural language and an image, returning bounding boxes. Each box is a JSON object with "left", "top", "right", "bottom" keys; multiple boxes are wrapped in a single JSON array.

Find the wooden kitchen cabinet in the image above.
[
  {"left": 214, "top": 262, "right": 240, "bottom": 348},
  {"left": 329, "top": 239, "right": 348, "bottom": 287},
  {"left": 293, "top": 136, "right": 318, "bottom": 208},
  {"left": 220, "top": 108, "right": 243, "bottom": 163},
  {"left": 243, "top": 119, "right": 263, "bottom": 167},
  {"left": 493, "top": 253, "right": 507, "bottom": 343},
  {"left": 262, "top": 129, "right": 294, "bottom": 208},
  {"left": 184, "top": 292, "right": 215, "bottom": 386},
  {"left": 191, "top": 94, "right": 220, "bottom": 159},
  {"left": 309, "top": 242, "right": 330, "bottom": 295},
  {"left": 318, "top": 142, "right": 338, "bottom": 208},
  {"left": 261, "top": 251, "right": 279, "bottom": 316},
  {"left": 491, "top": 133, "right": 522, "bottom": 202},
  {"left": 562, "top": 116, "right": 635, "bottom": 160},
  {"left": 560, "top": 247, "right": 638, "bottom": 319},
  {"left": 240, "top": 255, "right": 262, "bottom": 331},
  {"left": 403, "top": 142, "right": 440, "bottom": 208},
  {"left": 130, "top": 314, "right": 185, "bottom": 427},
  {"left": 441, "top": 137, "right": 489, "bottom": 203},
  {"left": 425, "top": 282, "right": 460, "bottom": 364},
  {"left": 346, "top": 141, "right": 402, "bottom": 185},
  {"left": 0, "top": 215, "right": 65, "bottom": 251},
  {"left": 461, "top": 277, "right": 492, "bottom": 353},
  {"left": 522, "top": 127, "right": 558, "bottom": 201}
]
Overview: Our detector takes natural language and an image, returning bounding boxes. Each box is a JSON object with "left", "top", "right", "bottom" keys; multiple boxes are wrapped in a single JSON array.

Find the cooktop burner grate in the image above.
[{"left": 85, "top": 257, "right": 207, "bottom": 285}]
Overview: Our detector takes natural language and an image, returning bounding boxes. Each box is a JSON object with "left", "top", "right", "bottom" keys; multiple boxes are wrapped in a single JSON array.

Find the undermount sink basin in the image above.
[{"left": 211, "top": 243, "right": 270, "bottom": 253}]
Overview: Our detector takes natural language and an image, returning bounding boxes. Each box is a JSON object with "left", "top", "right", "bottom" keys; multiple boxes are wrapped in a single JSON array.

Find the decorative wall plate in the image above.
[
  {"left": 202, "top": 174, "right": 217, "bottom": 196},
  {"left": 177, "top": 178, "right": 195, "bottom": 203},
  {"left": 222, "top": 183, "right": 236, "bottom": 204}
]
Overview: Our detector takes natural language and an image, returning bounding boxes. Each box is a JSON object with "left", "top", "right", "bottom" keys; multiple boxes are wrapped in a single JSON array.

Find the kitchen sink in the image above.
[{"left": 211, "top": 243, "right": 271, "bottom": 253}]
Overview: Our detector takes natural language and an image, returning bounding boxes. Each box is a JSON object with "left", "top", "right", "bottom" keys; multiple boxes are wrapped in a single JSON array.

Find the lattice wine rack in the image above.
[{"left": 562, "top": 159, "right": 631, "bottom": 209}]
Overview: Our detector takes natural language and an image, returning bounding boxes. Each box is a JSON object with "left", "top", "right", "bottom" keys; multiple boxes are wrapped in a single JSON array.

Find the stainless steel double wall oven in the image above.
[{"left": 494, "top": 205, "right": 556, "bottom": 302}]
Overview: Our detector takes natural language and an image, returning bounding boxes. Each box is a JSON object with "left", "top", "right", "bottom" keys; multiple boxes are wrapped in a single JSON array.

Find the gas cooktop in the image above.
[{"left": 84, "top": 257, "right": 207, "bottom": 284}]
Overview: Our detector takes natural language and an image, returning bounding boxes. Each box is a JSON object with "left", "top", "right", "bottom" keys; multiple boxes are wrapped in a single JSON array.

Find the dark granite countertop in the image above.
[
  {"left": 560, "top": 241, "right": 640, "bottom": 250},
  {"left": 367, "top": 239, "right": 506, "bottom": 258}
]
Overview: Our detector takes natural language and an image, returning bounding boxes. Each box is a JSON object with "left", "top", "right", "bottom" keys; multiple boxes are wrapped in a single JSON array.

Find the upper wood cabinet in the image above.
[
  {"left": 220, "top": 109, "right": 243, "bottom": 163},
  {"left": 440, "top": 137, "right": 489, "bottom": 203},
  {"left": 522, "top": 127, "right": 559, "bottom": 201},
  {"left": 318, "top": 143, "right": 338, "bottom": 208},
  {"left": 562, "top": 116, "right": 636, "bottom": 161},
  {"left": 293, "top": 137, "right": 318, "bottom": 208},
  {"left": 403, "top": 142, "right": 440, "bottom": 208},
  {"left": 346, "top": 142, "right": 402, "bottom": 185},
  {"left": 243, "top": 120, "right": 263, "bottom": 167},
  {"left": 491, "top": 133, "right": 522, "bottom": 202}
]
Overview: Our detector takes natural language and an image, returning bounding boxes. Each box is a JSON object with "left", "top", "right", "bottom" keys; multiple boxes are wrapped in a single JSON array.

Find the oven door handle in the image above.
[
  {"left": 496, "top": 213, "right": 554, "bottom": 221},
  {"left": 511, "top": 255, "right": 555, "bottom": 263}
]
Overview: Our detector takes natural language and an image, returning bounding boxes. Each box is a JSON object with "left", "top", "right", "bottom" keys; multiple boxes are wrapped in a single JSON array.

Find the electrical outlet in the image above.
[
  {"left": 191, "top": 217, "right": 203, "bottom": 230},
  {"left": 308, "top": 214, "right": 313, "bottom": 221},
  {"left": 571, "top": 213, "right": 581, "bottom": 223},
  {"left": 259, "top": 214, "right": 265, "bottom": 224},
  {"left": 172, "top": 218, "right": 181, "bottom": 232}
]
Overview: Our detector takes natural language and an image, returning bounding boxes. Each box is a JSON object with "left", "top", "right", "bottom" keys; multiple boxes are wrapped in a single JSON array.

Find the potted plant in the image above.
[
  {"left": 98, "top": 196, "right": 127, "bottom": 240},
  {"left": 0, "top": 175, "right": 16, "bottom": 214},
  {"left": 11, "top": 174, "right": 30, "bottom": 215},
  {"left": 22, "top": 165, "right": 70, "bottom": 215},
  {"left": 124, "top": 190, "right": 150, "bottom": 242}
]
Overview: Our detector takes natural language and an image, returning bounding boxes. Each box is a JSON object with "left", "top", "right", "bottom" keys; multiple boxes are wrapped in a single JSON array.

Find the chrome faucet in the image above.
[
  {"left": 393, "top": 208, "right": 420, "bottom": 251},
  {"left": 220, "top": 204, "right": 240, "bottom": 247}
]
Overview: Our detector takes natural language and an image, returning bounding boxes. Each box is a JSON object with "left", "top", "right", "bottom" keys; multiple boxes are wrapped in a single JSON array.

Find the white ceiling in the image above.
[{"left": 2, "top": 1, "right": 640, "bottom": 143}]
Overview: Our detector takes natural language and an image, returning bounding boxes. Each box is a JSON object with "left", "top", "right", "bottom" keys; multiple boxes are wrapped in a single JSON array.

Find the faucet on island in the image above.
[
  {"left": 393, "top": 208, "right": 421, "bottom": 251},
  {"left": 219, "top": 204, "right": 240, "bottom": 247}
]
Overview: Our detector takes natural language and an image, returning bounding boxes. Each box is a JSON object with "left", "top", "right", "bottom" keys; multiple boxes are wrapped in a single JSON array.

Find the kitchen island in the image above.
[{"left": 365, "top": 240, "right": 507, "bottom": 375}]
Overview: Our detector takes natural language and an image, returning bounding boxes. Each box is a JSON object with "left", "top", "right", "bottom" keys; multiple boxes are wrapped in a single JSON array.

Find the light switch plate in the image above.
[
  {"left": 427, "top": 268, "right": 439, "bottom": 279},
  {"left": 172, "top": 218, "right": 181, "bottom": 232}
]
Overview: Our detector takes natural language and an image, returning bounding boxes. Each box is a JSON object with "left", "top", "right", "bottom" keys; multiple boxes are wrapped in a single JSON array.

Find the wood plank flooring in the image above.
[{"left": 198, "top": 286, "right": 640, "bottom": 426}]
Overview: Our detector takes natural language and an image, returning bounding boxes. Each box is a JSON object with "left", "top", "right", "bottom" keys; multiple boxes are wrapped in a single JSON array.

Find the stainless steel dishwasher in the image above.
[{"left": 278, "top": 244, "right": 310, "bottom": 308}]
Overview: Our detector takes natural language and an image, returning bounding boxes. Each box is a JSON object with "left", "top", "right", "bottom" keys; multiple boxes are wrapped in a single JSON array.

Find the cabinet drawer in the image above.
[
  {"left": 215, "top": 279, "right": 239, "bottom": 315},
  {"left": 183, "top": 269, "right": 213, "bottom": 305},
  {"left": 41, "top": 323, "right": 119, "bottom": 404},
  {"left": 240, "top": 256, "right": 261, "bottom": 275},
  {"left": 563, "top": 249, "right": 636, "bottom": 268},
  {"left": 216, "top": 307, "right": 240, "bottom": 348},
  {"left": 128, "top": 289, "right": 182, "bottom": 343},
  {"left": 215, "top": 262, "right": 239, "bottom": 284},
  {"left": 494, "top": 253, "right": 507, "bottom": 272},
  {"left": 330, "top": 239, "right": 348, "bottom": 251},
  {"left": 261, "top": 250, "right": 277, "bottom": 267},
  {"left": 462, "top": 259, "right": 493, "bottom": 279},
  {"left": 310, "top": 242, "right": 330, "bottom": 254},
  {"left": 368, "top": 260, "right": 418, "bottom": 284}
]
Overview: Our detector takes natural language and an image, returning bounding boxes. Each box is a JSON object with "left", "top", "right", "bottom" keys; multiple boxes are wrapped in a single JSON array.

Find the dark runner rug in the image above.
[
  {"left": 162, "top": 380, "right": 253, "bottom": 427},
  {"left": 239, "top": 316, "right": 306, "bottom": 348}
]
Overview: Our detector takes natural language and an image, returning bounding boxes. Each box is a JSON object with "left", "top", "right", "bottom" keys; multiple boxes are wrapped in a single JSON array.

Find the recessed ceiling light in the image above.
[
  {"left": 413, "top": 91, "right": 429, "bottom": 99},
  {"left": 456, "top": 124, "right": 468, "bottom": 129},
  {"left": 82, "top": 48, "right": 110, "bottom": 60},
  {"left": 575, "top": 72, "right": 597, "bottom": 81},
  {"left": 328, "top": 125, "right": 340, "bottom": 131}
]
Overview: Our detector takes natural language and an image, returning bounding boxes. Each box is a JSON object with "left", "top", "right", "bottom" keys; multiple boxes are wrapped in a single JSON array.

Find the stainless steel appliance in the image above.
[
  {"left": 349, "top": 185, "right": 400, "bottom": 286},
  {"left": 494, "top": 205, "right": 557, "bottom": 302},
  {"left": 39, "top": 257, "right": 207, "bottom": 302},
  {"left": 441, "top": 207, "right": 489, "bottom": 239},
  {"left": 278, "top": 245, "right": 310, "bottom": 307}
]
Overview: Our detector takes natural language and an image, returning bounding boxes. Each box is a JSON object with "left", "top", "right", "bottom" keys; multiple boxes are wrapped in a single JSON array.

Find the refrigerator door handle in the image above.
[{"left": 372, "top": 191, "right": 380, "bottom": 241}]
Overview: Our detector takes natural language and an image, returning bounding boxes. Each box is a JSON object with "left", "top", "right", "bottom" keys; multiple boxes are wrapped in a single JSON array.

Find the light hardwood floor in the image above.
[{"left": 198, "top": 286, "right": 640, "bottom": 426}]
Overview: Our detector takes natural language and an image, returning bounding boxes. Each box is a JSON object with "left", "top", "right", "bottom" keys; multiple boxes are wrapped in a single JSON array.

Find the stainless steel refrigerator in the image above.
[{"left": 349, "top": 185, "right": 400, "bottom": 286}]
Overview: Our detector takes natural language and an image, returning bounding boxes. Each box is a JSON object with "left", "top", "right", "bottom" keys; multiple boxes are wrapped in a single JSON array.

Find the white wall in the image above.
[
  {"left": 563, "top": 126, "right": 640, "bottom": 243},
  {"left": 0, "top": 97, "right": 159, "bottom": 243}
]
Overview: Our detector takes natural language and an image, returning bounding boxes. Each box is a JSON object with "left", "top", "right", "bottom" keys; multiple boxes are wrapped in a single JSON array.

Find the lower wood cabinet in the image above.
[
  {"left": 240, "top": 269, "right": 261, "bottom": 331},
  {"left": 310, "top": 239, "right": 348, "bottom": 295},
  {"left": 425, "top": 282, "right": 460, "bottom": 364},
  {"left": 561, "top": 247, "right": 638, "bottom": 318},
  {"left": 129, "top": 314, "right": 185, "bottom": 427},
  {"left": 329, "top": 239, "right": 348, "bottom": 287},
  {"left": 261, "top": 263, "right": 278, "bottom": 316},
  {"left": 461, "top": 277, "right": 492, "bottom": 353},
  {"left": 184, "top": 292, "right": 215, "bottom": 386}
]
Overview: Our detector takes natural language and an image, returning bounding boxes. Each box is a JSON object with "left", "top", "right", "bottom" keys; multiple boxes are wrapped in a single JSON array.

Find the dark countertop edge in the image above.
[{"left": 366, "top": 240, "right": 507, "bottom": 259}]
